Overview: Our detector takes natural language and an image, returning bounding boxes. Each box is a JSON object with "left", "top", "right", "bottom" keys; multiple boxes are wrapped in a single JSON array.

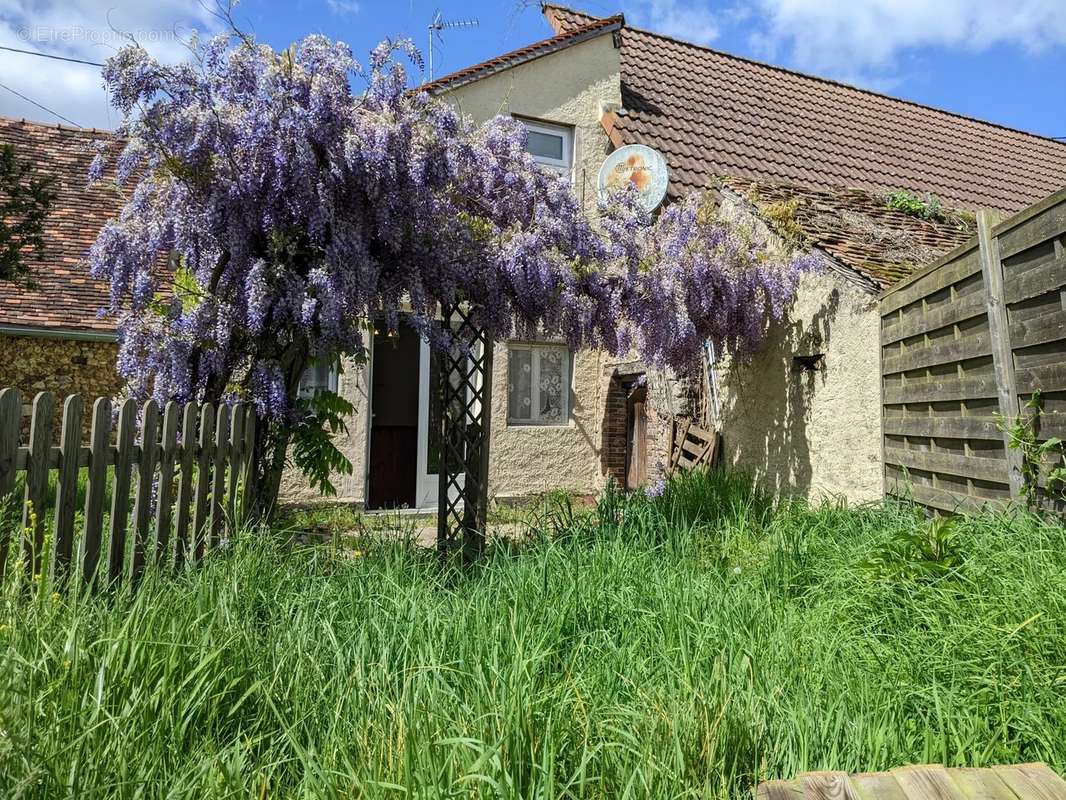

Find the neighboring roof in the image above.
[
  {"left": 545, "top": 4, "right": 1066, "bottom": 214},
  {"left": 421, "top": 14, "right": 624, "bottom": 95},
  {"left": 722, "top": 178, "right": 977, "bottom": 290},
  {"left": 0, "top": 117, "right": 120, "bottom": 334}
]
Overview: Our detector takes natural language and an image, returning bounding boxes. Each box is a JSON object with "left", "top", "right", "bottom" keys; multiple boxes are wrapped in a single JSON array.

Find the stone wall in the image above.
[{"left": 0, "top": 333, "right": 122, "bottom": 401}]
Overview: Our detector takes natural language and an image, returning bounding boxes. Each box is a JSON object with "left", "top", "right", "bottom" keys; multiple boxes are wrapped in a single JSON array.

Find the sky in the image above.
[{"left": 0, "top": 0, "right": 1064, "bottom": 141}]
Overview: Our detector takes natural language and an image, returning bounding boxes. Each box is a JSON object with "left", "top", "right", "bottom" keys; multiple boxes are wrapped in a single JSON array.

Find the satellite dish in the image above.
[{"left": 597, "top": 144, "right": 669, "bottom": 211}]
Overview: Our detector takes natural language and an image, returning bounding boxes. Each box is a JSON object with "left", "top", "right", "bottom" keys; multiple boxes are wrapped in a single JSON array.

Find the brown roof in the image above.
[
  {"left": 0, "top": 117, "right": 121, "bottom": 334},
  {"left": 722, "top": 178, "right": 976, "bottom": 289},
  {"left": 422, "top": 14, "right": 624, "bottom": 95},
  {"left": 545, "top": 4, "right": 1066, "bottom": 214}
]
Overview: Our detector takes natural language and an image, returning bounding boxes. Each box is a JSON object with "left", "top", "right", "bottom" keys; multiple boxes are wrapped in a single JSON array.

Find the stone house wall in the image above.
[{"left": 0, "top": 333, "right": 123, "bottom": 401}]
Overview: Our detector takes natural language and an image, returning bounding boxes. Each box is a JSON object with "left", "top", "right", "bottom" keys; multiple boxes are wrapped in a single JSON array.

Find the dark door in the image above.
[{"left": 367, "top": 323, "right": 420, "bottom": 509}]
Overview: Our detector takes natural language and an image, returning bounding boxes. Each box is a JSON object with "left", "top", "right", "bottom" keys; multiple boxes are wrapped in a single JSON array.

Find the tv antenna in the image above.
[{"left": 427, "top": 10, "right": 479, "bottom": 81}]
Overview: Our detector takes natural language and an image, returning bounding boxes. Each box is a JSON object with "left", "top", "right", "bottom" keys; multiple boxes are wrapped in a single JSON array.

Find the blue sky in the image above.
[{"left": 0, "top": 0, "right": 1064, "bottom": 141}]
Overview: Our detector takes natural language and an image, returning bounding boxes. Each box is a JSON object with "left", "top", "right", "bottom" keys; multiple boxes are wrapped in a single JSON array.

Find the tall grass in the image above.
[{"left": 1, "top": 470, "right": 1065, "bottom": 798}]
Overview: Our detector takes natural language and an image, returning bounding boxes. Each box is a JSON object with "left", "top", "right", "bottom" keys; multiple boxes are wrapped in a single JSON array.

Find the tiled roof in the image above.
[
  {"left": 722, "top": 178, "right": 976, "bottom": 289},
  {"left": 545, "top": 4, "right": 1066, "bottom": 214},
  {"left": 421, "top": 14, "right": 624, "bottom": 95},
  {"left": 0, "top": 117, "right": 120, "bottom": 333}
]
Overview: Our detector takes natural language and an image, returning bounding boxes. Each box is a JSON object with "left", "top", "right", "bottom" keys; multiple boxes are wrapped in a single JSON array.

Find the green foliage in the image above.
[
  {"left": 289, "top": 387, "right": 355, "bottom": 497},
  {"left": 862, "top": 516, "right": 964, "bottom": 582},
  {"left": 885, "top": 189, "right": 944, "bottom": 221},
  {"left": 0, "top": 142, "right": 55, "bottom": 284},
  {"left": 4, "top": 470, "right": 1066, "bottom": 797},
  {"left": 997, "top": 390, "right": 1066, "bottom": 511}
]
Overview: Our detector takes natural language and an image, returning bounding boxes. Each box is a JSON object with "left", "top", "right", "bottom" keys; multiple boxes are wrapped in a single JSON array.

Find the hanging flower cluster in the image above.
[{"left": 88, "top": 31, "right": 816, "bottom": 418}]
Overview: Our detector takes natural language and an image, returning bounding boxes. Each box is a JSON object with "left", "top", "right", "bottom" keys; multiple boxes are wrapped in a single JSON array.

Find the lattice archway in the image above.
[{"left": 436, "top": 304, "right": 494, "bottom": 563}]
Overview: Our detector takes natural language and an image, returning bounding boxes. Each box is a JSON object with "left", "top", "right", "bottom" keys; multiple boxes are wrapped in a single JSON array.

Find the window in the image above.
[
  {"left": 298, "top": 360, "right": 339, "bottom": 399},
  {"left": 507, "top": 343, "right": 571, "bottom": 425},
  {"left": 518, "top": 118, "right": 573, "bottom": 180}
]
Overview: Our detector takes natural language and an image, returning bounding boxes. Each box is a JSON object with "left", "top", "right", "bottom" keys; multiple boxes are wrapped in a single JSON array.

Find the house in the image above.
[{"left": 3, "top": 4, "right": 1066, "bottom": 508}]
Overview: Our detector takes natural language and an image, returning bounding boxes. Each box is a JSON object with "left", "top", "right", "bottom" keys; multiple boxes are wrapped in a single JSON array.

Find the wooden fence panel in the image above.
[
  {"left": 23, "top": 392, "right": 55, "bottom": 576},
  {"left": 81, "top": 397, "right": 111, "bottom": 583},
  {"left": 880, "top": 187, "right": 1066, "bottom": 514},
  {"left": 0, "top": 392, "right": 258, "bottom": 585},
  {"left": 50, "top": 395, "right": 83, "bottom": 581},
  {"left": 665, "top": 416, "right": 720, "bottom": 475}
]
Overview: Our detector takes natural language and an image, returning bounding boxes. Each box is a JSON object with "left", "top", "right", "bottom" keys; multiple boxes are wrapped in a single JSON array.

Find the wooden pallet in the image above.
[
  {"left": 758, "top": 763, "right": 1066, "bottom": 800},
  {"left": 666, "top": 416, "right": 719, "bottom": 475}
]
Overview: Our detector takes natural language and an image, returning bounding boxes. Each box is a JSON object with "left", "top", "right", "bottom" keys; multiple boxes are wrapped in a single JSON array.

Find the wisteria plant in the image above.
[{"left": 88, "top": 27, "right": 815, "bottom": 514}]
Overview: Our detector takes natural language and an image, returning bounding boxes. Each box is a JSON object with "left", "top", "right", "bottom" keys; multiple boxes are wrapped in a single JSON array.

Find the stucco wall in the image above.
[
  {"left": 0, "top": 333, "right": 122, "bottom": 400},
  {"left": 278, "top": 353, "right": 371, "bottom": 506},
  {"left": 713, "top": 195, "right": 884, "bottom": 503}
]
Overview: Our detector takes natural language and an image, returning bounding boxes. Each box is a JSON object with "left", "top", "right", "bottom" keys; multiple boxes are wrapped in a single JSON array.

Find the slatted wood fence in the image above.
[
  {"left": 880, "top": 188, "right": 1066, "bottom": 513},
  {"left": 665, "top": 416, "right": 720, "bottom": 475},
  {"left": 0, "top": 389, "right": 257, "bottom": 585}
]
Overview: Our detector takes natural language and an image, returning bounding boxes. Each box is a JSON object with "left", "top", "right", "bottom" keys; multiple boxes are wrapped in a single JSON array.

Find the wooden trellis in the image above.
[
  {"left": 436, "top": 304, "right": 494, "bottom": 562},
  {"left": 665, "top": 416, "right": 720, "bottom": 475}
]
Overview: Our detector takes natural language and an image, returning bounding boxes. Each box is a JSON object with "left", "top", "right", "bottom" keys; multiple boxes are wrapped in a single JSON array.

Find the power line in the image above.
[
  {"left": 0, "top": 80, "right": 83, "bottom": 127},
  {"left": 0, "top": 44, "right": 104, "bottom": 67}
]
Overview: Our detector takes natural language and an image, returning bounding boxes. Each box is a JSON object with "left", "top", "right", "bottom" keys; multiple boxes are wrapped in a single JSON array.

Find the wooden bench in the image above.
[{"left": 758, "top": 763, "right": 1066, "bottom": 800}]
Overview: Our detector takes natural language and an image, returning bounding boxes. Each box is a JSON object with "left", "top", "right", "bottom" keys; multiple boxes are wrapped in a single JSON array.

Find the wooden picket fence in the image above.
[
  {"left": 0, "top": 389, "right": 257, "bottom": 586},
  {"left": 665, "top": 416, "right": 720, "bottom": 475}
]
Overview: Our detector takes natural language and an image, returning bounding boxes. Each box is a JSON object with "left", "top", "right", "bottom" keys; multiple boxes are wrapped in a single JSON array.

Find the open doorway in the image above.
[{"left": 367, "top": 323, "right": 421, "bottom": 509}]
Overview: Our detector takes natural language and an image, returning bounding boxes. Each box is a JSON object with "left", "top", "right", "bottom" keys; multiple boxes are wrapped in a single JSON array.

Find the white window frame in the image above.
[
  {"left": 507, "top": 342, "right": 573, "bottom": 427},
  {"left": 298, "top": 359, "right": 340, "bottom": 400},
  {"left": 517, "top": 118, "right": 574, "bottom": 181}
]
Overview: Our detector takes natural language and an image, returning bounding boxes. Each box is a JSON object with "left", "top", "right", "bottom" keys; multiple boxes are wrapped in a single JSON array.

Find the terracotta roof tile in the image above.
[
  {"left": 551, "top": 4, "right": 1066, "bottom": 214},
  {"left": 0, "top": 117, "right": 121, "bottom": 333},
  {"left": 723, "top": 178, "right": 976, "bottom": 289}
]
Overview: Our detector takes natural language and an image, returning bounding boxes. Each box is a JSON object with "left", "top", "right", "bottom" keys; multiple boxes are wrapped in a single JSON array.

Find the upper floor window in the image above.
[
  {"left": 507, "top": 343, "right": 572, "bottom": 426},
  {"left": 298, "top": 360, "right": 340, "bottom": 400},
  {"left": 518, "top": 118, "right": 573, "bottom": 181}
]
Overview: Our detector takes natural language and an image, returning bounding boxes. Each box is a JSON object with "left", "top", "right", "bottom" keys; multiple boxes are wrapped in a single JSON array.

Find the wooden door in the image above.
[{"left": 625, "top": 386, "right": 648, "bottom": 490}]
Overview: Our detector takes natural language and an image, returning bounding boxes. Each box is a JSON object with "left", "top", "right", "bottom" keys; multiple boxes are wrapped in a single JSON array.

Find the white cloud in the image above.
[
  {"left": 0, "top": 0, "right": 220, "bottom": 129},
  {"left": 326, "top": 0, "right": 361, "bottom": 16},
  {"left": 624, "top": 0, "right": 720, "bottom": 45},
  {"left": 749, "top": 0, "right": 1066, "bottom": 76}
]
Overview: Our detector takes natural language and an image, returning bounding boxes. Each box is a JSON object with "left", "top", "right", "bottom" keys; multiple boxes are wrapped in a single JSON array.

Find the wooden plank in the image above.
[
  {"left": 883, "top": 332, "right": 992, "bottom": 375},
  {"left": 948, "top": 768, "right": 1018, "bottom": 800},
  {"left": 892, "top": 765, "right": 965, "bottom": 800},
  {"left": 997, "top": 200, "right": 1066, "bottom": 260},
  {"left": 681, "top": 437, "right": 705, "bottom": 458},
  {"left": 759, "top": 780, "right": 803, "bottom": 800},
  {"left": 173, "top": 402, "right": 198, "bottom": 566},
  {"left": 882, "top": 416, "right": 1001, "bottom": 440},
  {"left": 880, "top": 245, "right": 981, "bottom": 315},
  {"left": 209, "top": 404, "right": 231, "bottom": 546},
  {"left": 22, "top": 392, "right": 55, "bottom": 578},
  {"left": 884, "top": 446, "right": 1007, "bottom": 483},
  {"left": 992, "top": 764, "right": 1066, "bottom": 800},
  {"left": 129, "top": 401, "right": 160, "bottom": 580},
  {"left": 992, "top": 187, "right": 1066, "bottom": 240},
  {"left": 1009, "top": 310, "right": 1066, "bottom": 350},
  {"left": 0, "top": 388, "right": 21, "bottom": 581},
  {"left": 891, "top": 483, "right": 1004, "bottom": 515},
  {"left": 1016, "top": 363, "right": 1066, "bottom": 395},
  {"left": 153, "top": 401, "right": 180, "bottom": 565},
  {"left": 881, "top": 292, "right": 987, "bottom": 345},
  {"left": 666, "top": 417, "right": 676, "bottom": 477},
  {"left": 883, "top": 374, "right": 999, "bottom": 405},
  {"left": 50, "top": 395, "right": 83, "bottom": 582},
  {"left": 980, "top": 211, "right": 1025, "bottom": 501},
  {"left": 685, "top": 422, "right": 716, "bottom": 442},
  {"left": 191, "top": 402, "right": 215, "bottom": 560},
  {"left": 801, "top": 771, "right": 863, "bottom": 800},
  {"left": 80, "top": 397, "right": 111, "bottom": 584},
  {"left": 1003, "top": 256, "right": 1066, "bottom": 305},
  {"left": 227, "top": 404, "right": 244, "bottom": 526},
  {"left": 850, "top": 772, "right": 910, "bottom": 800},
  {"left": 241, "top": 406, "right": 257, "bottom": 523},
  {"left": 106, "top": 398, "right": 137, "bottom": 584}
]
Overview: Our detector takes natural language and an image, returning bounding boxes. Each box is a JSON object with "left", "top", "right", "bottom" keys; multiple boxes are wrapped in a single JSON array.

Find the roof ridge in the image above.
[
  {"left": 622, "top": 25, "right": 1066, "bottom": 151},
  {"left": 0, "top": 115, "right": 113, "bottom": 135},
  {"left": 422, "top": 13, "right": 623, "bottom": 94}
]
